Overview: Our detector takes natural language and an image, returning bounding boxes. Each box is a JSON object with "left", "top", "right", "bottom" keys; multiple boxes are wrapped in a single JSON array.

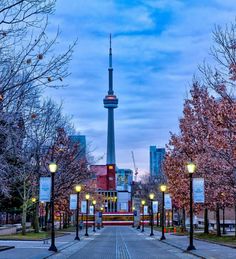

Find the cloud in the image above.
[{"left": 44, "top": 0, "right": 236, "bottom": 173}]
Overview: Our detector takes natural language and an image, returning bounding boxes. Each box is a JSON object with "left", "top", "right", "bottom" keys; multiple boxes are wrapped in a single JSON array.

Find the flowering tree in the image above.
[
  {"left": 41, "top": 128, "right": 92, "bottom": 223},
  {"left": 164, "top": 83, "right": 235, "bottom": 235}
]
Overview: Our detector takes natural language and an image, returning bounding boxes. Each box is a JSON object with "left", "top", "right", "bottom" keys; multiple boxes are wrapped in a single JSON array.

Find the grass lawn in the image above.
[
  {"left": 194, "top": 233, "right": 236, "bottom": 247},
  {"left": 0, "top": 231, "right": 66, "bottom": 240},
  {"left": 58, "top": 226, "right": 76, "bottom": 232},
  {"left": 153, "top": 225, "right": 188, "bottom": 235}
]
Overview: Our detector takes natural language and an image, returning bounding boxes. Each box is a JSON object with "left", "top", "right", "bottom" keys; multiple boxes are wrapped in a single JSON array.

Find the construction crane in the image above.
[{"left": 131, "top": 151, "right": 138, "bottom": 182}]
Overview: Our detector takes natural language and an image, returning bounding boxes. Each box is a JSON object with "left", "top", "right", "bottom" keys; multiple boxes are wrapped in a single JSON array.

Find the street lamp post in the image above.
[
  {"left": 160, "top": 184, "right": 167, "bottom": 240},
  {"left": 113, "top": 196, "right": 117, "bottom": 212},
  {"left": 187, "top": 162, "right": 196, "bottom": 251},
  {"left": 85, "top": 194, "right": 90, "bottom": 237},
  {"left": 132, "top": 206, "right": 135, "bottom": 228},
  {"left": 48, "top": 162, "right": 57, "bottom": 252},
  {"left": 101, "top": 207, "right": 104, "bottom": 228},
  {"left": 141, "top": 200, "right": 145, "bottom": 232},
  {"left": 92, "top": 200, "right": 96, "bottom": 232},
  {"left": 75, "top": 184, "right": 82, "bottom": 240},
  {"left": 31, "top": 197, "right": 37, "bottom": 233},
  {"left": 149, "top": 193, "right": 154, "bottom": 236}
]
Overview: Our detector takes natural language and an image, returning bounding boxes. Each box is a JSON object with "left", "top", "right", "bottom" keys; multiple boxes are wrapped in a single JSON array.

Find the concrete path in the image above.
[
  {"left": 140, "top": 227, "right": 236, "bottom": 259},
  {"left": 0, "top": 226, "right": 236, "bottom": 259},
  {"left": 0, "top": 227, "right": 96, "bottom": 259},
  {"left": 55, "top": 227, "right": 197, "bottom": 259}
]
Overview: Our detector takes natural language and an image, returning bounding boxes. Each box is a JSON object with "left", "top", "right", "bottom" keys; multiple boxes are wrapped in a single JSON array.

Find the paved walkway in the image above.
[
  {"left": 0, "top": 226, "right": 236, "bottom": 259},
  {"left": 0, "top": 227, "right": 96, "bottom": 259},
  {"left": 50, "top": 227, "right": 197, "bottom": 259},
  {"left": 141, "top": 227, "right": 236, "bottom": 259}
]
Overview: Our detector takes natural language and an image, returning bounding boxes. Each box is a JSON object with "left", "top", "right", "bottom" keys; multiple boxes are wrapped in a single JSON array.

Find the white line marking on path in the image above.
[{"left": 145, "top": 237, "right": 155, "bottom": 240}]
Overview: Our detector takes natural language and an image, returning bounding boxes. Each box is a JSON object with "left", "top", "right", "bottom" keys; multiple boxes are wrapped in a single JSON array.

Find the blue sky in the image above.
[{"left": 45, "top": 0, "right": 236, "bottom": 175}]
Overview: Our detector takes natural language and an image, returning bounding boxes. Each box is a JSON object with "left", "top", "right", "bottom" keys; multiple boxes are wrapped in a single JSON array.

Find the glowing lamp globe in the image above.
[
  {"left": 187, "top": 162, "right": 196, "bottom": 174},
  {"left": 49, "top": 162, "right": 57, "bottom": 173},
  {"left": 160, "top": 184, "right": 167, "bottom": 192},
  {"left": 149, "top": 193, "right": 155, "bottom": 200},
  {"left": 75, "top": 185, "right": 82, "bottom": 193}
]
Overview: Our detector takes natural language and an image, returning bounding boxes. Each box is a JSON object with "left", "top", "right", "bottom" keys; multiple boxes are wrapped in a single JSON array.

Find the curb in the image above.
[
  {"left": 194, "top": 237, "right": 236, "bottom": 249},
  {"left": 160, "top": 240, "right": 206, "bottom": 259},
  {"left": 0, "top": 246, "right": 15, "bottom": 252},
  {"left": 0, "top": 233, "right": 69, "bottom": 242}
]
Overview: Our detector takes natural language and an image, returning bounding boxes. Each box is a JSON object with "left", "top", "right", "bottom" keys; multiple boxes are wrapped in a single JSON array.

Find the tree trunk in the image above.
[
  {"left": 6, "top": 212, "right": 9, "bottom": 224},
  {"left": 34, "top": 203, "right": 39, "bottom": 233},
  {"left": 182, "top": 207, "right": 186, "bottom": 231},
  {"left": 167, "top": 211, "right": 170, "bottom": 227},
  {"left": 45, "top": 202, "right": 49, "bottom": 231},
  {"left": 171, "top": 208, "right": 174, "bottom": 227},
  {"left": 216, "top": 205, "right": 221, "bottom": 237},
  {"left": 21, "top": 180, "right": 27, "bottom": 235},
  {"left": 22, "top": 201, "right": 27, "bottom": 235},
  {"left": 68, "top": 213, "right": 70, "bottom": 227},
  {"left": 59, "top": 213, "right": 62, "bottom": 230},
  {"left": 204, "top": 208, "right": 209, "bottom": 234},
  {"left": 222, "top": 208, "right": 225, "bottom": 234},
  {"left": 235, "top": 204, "right": 236, "bottom": 238}
]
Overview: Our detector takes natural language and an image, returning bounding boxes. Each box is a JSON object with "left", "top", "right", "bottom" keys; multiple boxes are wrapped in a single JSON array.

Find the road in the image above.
[{"left": 67, "top": 226, "right": 196, "bottom": 259}]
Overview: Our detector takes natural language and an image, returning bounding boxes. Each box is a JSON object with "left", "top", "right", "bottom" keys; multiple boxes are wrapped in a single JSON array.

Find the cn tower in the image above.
[{"left": 103, "top": 35, "right": 118, "bottom": 165}]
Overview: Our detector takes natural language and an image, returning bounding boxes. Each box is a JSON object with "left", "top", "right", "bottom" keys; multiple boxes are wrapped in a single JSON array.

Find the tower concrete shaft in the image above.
[{"left": 103, "top": 35, "right": 118, "bottom": 165}]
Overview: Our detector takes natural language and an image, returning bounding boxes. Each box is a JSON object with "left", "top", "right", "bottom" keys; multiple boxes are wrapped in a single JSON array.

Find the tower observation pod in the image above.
[{"left": 103, "top": 34, "right": 118, "bottom": 165}]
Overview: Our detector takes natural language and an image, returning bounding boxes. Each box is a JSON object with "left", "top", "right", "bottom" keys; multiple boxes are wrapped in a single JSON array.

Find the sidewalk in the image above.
[
  {"left": 138, "top": 228, "right": 236, "bottom": 259},
  {"left": 0, "top": 227, "right": 100, "bottom": 259}
]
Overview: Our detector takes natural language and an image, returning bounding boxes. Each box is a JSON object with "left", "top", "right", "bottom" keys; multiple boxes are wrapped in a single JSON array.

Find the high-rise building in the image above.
[
  {"left": 116, "top": 169, "right": 133, "bottom": 192},
  {"left": 68, "top": 135, "right": 86, "bottom": 159},
  {"left": 103, "top": 35, "right": 118, "bottom": 165},
  {"left": 116, "top": 169, "right": 133, "bottom": 212},
  {"left": 150, "top": 146, "right": 165, "bottom": 178}
]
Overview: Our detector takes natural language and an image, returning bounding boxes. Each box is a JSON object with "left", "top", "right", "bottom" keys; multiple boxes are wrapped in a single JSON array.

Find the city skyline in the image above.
[{"left": 44, "top": 0, "right": 236, "bottom": 174}]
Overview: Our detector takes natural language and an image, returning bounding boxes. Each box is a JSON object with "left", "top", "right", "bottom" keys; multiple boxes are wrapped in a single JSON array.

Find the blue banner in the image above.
[
  {"left": 152, "top": 201, "right": 158, "bottom": 213},
  {"left": 193, "top": 178, "right": 205, "bottom": 203},
  {"left": 144, "top": 206, "right": 148, "bottom": 215},
  {"left": 164, "top": 194, "right": 172, "bottom": 209},
  {"left": 81, "top": 201, "right": 87, "bottom": 213},
  {"left": 70, "top": 194, "right": 77, "bottom": 210},
  {"left": 39, "top": 177, "right": 51, "bottom": 202}
]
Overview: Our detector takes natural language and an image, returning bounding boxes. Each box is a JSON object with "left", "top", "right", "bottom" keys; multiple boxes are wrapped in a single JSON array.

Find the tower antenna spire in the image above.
[
  {"left": 110, "top": 33, "right": 112, "bottom": 49},
  {"left": 103, "top": 34, "right": 118, "bottom": 165},
  {"left": 109, "top": 33, "right": 112, "bottom": 68}
]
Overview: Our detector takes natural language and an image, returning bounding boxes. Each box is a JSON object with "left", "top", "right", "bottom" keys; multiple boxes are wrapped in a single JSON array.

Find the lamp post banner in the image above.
[
  {"left": 152, "top": 201, "right": 158, "bottom": 213},
  {"left": 69, "top": 194, "right": 77, "bottom": 210},
  {"left": 144, "top": 206, "right": 148, "bottom": 215},
  {"left": 39, "top": 177, "right": 51, "bottom": 202},
  {"left": 193, "top": 178, "right": 205, "bottom": 203},
  {"left": 81, "top": 201, "right": 87, "bottom": 213},
  {"left": 164, "top": 194, "right": 172, "bottom": 209},
  {"left": 89, "top": 205, "right": 94, "bottom": 215}
]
